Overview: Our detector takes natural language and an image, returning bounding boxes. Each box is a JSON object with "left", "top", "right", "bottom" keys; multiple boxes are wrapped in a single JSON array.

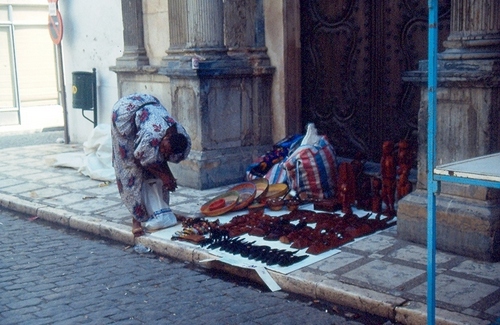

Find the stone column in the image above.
[
  {"left": 186, "top": 1, "right": 225, "bottom": 51},
  {"left": 223, "top": 0, "right": 273, "bottom": 146},
  {"left": 441, "top": 0, "right": 500, "bottom": 60},
  {"left": 166, "top": 0, "right": 187, "bottom": 54},
  {"left": 161, "top": 0, "right": 275, "bottom": 190},
  {"left": 115, "top": 0, "right": 149, "bottom": 68},
  {"left": 164, "top": 0, "right": 226, "bottom": 62},
  {"left": 399, "top": 0, "right": 500, "bottom": 261}
]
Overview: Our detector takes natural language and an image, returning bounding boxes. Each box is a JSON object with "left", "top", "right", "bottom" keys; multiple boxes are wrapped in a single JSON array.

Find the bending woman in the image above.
[{"left": 111, "top": 93, "right": 191, "bottom": 237}]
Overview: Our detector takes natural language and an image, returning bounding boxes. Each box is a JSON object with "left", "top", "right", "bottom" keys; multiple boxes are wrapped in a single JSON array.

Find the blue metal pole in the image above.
[{"left": 427, "top": 0, "right": 438, "bottom": 324}]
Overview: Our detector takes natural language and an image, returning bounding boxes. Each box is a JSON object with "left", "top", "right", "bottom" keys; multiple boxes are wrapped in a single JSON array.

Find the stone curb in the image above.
[{"left": 0, "top": 192, "right": 488, "bottom": 325}]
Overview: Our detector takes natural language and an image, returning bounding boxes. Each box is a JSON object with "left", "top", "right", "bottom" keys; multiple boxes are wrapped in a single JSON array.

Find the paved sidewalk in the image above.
[{"left": 1, "top": 143, "right": 499, "bottom": 325}]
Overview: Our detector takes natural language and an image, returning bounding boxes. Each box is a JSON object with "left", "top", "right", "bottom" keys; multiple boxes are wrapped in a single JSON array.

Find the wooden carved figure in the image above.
[
  {"left": 351, "top": 152, "right": 371, "bottom": 210},
  {"left": 397, "top": 139, "right": 413, "bottom": 200},
  {"left": 380, "top": 141, "right": 396, "bottom": 217},
  {"left": 337, "top": 162, "right": 355, "bottom": 214},
  {"left": 371, "top": 177, "right": 382, "bottom": 213}
]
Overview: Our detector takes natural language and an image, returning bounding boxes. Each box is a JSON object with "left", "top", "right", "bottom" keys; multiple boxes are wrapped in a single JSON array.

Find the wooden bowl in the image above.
[
  {"left": 200, "top": 191, "right": 239, "bottom": 217},
  {"left": 250, "top": 178, "right": 269, "bottom": 203},
  {"left": 286, "top": 198, "right": 300, "bottom": 211},
  {"left": 229, "top": 182, "right": 257, "bottom": 211},
  {"left": 265, "top": 183, "right": 288, "bottom": 199},
  {"left": 266, "top": 197, "right": 285, "bottom": 211}
]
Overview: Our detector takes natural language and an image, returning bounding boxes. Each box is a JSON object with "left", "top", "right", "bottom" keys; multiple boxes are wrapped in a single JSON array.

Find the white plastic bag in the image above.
[
  {"left": 142, "top": 179, "right": 177, "bottom": 230},
  {"left": 78, "top": 124, "right": 116, "bottom": 181},
  {"left": 46, "top": 124, "right": 114, "bottom": 181},
  {"left": 301, "top": 123, "right": 321, "bottom": 146}
]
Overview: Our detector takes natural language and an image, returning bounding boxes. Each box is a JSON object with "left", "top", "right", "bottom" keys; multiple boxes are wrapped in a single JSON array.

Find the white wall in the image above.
[{"left": 58, "top": 1, "right": 123, "bottom": 143}]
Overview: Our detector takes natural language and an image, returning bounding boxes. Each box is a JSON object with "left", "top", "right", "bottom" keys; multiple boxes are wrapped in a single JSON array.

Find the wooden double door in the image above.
[{"left": 300, "top": 0, "right": 450, "bottom": 163}]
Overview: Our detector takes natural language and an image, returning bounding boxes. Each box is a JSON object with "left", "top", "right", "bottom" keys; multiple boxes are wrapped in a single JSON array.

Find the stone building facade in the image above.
[{"left": 111, "top": 0, "right": 500, "bottom": 260}]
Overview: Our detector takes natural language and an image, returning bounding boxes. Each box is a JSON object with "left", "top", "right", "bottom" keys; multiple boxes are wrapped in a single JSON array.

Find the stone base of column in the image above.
[
  {"left": 161, "top": 54, "right": 274, "bottom": 190},
  {"left": 401, "top": 55, "right": 500, "bottom": 262},
  {"left": 115, "top": 53, "right": 149, "bottom": 69},
  {"left": 397, "top": 189, "right": 500, "bottom": 262}
]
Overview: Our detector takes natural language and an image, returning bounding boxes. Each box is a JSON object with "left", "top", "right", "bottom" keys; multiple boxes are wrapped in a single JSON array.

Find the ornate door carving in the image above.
[{"left": 301, "top": 0, "right": 450, "bottom": 162}]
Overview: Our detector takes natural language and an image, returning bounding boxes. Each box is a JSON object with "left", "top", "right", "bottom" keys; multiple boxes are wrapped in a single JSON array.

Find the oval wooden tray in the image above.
[
  {"left": 200, "top": 190, "right": 239, "bottom": 217},
  {"left": 229, "top": 182, "right": 257, "bottom": 211}
]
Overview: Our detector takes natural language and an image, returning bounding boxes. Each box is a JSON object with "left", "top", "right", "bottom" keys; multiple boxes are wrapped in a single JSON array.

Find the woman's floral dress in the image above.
[{"left": 111, "top": 93, "right": 191, "bottom": 222}]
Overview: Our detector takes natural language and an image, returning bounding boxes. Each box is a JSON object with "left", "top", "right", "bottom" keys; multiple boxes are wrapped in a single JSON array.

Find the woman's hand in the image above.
[
  {"left": 161, "top": 174, "right": 177, "bottom": 192},
  {"left": 145, "top": 162, "right": 177, "bottom": 191}
]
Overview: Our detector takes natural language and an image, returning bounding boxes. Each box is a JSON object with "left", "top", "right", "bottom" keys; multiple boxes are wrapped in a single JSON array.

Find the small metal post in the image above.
[{"left": 92, "top": 68, "right": 97, "bottom": 127}]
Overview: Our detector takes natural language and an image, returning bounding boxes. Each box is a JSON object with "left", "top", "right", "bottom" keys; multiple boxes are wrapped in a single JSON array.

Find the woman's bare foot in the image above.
[{"left": 132, "top": 218, "right": 144, "bottom": 237}]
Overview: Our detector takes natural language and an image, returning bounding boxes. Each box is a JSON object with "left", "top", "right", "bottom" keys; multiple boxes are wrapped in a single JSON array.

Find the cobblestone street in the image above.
[{"left": 0, "top": 206, "right": 394, "bottom": 325}]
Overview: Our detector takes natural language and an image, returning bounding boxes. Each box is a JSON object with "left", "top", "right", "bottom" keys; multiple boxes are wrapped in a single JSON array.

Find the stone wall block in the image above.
[
  {"left": 171, "top": 83, "right": 200, "bottom": 150},
  {"left": 398, "top": 190, "right": 500, "bottom": 261}
]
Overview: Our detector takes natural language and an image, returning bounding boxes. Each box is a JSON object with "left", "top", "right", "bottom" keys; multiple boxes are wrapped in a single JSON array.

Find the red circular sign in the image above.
[{"left": 48, "top": 10, "right": 63, "bottom": 44}]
